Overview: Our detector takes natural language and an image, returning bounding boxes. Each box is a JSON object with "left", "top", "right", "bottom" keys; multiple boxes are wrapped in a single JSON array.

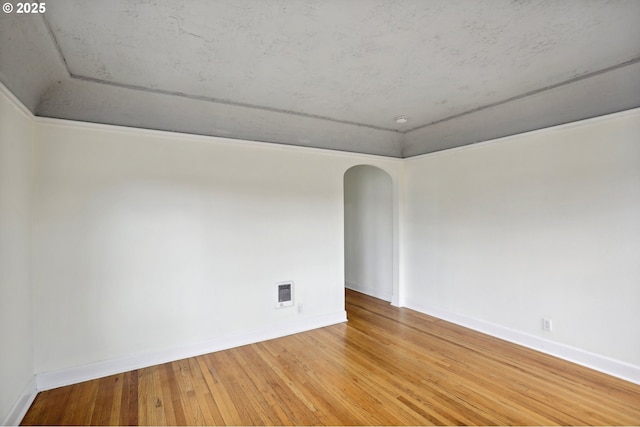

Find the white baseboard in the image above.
[
  {"left": 2, "top": 376, "right": 37, "bottom": 426},
  {"left": 406, "top": 301, "right": 640, "bottom": 385},
  {"left": 345, "top": 281, "right": 392, "bottom": 303},
  {"left": 36, "top": 310, "right": 347, "bottom": 391}
]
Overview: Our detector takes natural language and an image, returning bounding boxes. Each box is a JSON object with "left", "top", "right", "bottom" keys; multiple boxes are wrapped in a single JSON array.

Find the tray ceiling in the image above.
[{"left": 1, "top": 0, "right": 639, "bottom": 157}]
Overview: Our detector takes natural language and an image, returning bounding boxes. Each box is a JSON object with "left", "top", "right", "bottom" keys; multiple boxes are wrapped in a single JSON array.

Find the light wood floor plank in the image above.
[
  {"left": 20, "top": 289, "right": 640, "bottom": 425},
  {"left": 196, "top": 354, "right": 241, "bottom": 425}
]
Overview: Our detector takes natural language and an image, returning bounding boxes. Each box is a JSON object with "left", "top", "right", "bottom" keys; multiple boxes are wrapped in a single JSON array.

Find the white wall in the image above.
[
  {"left": 31, "top": 119, "right": 402, "bottom": 376},
  {"left": 344, "top": 165, "right": 393, "bottom": 301},
  {"left": 0, "top": 87, "right": 34, "bottom": 423},
  {"left": 404, "top": 110, "right": 640, "bottom": 369}
]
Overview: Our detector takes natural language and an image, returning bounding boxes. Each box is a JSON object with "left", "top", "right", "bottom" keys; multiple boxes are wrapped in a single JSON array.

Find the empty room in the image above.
[{"left": 1, "top": 1, "right": 639, "bottom": 425}]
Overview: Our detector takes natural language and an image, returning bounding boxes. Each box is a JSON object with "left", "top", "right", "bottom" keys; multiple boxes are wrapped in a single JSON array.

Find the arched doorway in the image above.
[{"left": 344, "top": 165, "right": 394, "bottom": 302}]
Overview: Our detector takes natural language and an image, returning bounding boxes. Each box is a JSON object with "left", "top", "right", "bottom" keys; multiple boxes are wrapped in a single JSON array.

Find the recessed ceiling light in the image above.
[{"left": 395, "top": 115, "right": 408, "bottom": 124}]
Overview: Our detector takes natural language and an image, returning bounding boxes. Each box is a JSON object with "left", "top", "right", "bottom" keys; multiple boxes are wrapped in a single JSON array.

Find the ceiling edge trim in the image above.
[
  {"left": 66, "top": 73, "right": 402, "bottom": 134},
  {"left": 0, "top": 80, "right": 34, "bottom": 118},
  {"left": 404, "top": 56, "right": 640, "bottom": 135},
  {"left": 404, "top": 106, "right": 640, "bottom": 161},
  {"left": 33, "top": 114, "right": 405, "bottom": 161}
]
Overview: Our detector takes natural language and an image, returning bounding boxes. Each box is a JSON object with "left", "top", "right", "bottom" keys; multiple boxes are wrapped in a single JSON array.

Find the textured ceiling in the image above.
[{"left": 1, "top": 0, "right": 639, "bottom": 157}]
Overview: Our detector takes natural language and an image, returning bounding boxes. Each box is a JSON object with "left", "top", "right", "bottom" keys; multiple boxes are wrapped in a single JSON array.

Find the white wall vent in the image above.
[{"left": 275, "top": 281, "right": 294, "bottom": 308}]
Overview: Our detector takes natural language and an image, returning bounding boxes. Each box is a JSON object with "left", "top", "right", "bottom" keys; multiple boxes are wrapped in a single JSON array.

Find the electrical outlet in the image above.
[
  {"left": 542, "top": 318, "right": 553, "bottom": 332},
  {"left": 298, "top": 303, "right": 304, "bottom": 314}
]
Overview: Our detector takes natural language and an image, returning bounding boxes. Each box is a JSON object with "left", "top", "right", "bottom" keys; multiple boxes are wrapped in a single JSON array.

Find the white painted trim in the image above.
[
  {"left": 405, "top": 106, "right": 640, "bottom": 161},
  {"left": 0, "top": 82, "right": 34, "bottom": 118},
  {"left": 36, "top": 311, "right": 347, "bottom": 391},
  {"left": 34, "top": 116, "right": 405, "bottom": 162},
  {"left": 1, "top": 376, "right": 37, "bottom": 426},
  {"left": 0, "top": 83, "right": 37, "bottom": 426},
  {"left": 406, "top": 302, "right": 640, "bottom": 386},
  {"left": 345, "top": 281, "right": 392, "bottom": 303}
]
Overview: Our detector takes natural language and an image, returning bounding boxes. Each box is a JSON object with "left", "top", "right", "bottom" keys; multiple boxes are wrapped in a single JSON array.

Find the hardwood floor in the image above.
[{"left": 22, "top": 289, "right": 640, "bottom": 425}]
